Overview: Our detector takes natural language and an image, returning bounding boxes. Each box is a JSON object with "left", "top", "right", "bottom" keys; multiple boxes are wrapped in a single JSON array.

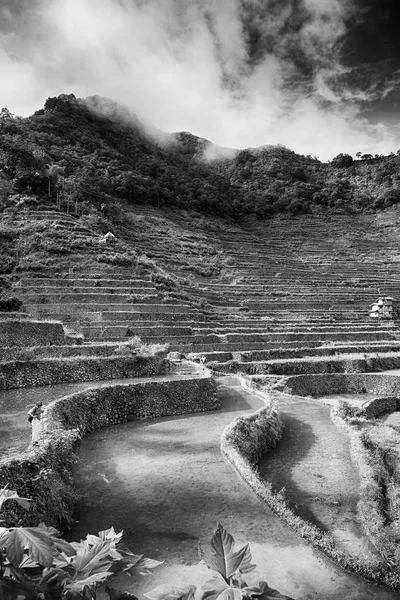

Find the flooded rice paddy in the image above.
[{"left": 68, "top": 377, "right": 400, "bottom": 599}]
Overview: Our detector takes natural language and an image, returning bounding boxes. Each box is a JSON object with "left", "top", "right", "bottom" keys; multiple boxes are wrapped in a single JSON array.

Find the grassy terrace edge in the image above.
[{"left": 220, "top": 376, "right": 400, "bottom": 591}]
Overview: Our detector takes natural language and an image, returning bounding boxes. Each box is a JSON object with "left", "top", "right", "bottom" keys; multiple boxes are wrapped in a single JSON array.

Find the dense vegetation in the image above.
[{"left": 1, "top": 93, "right": 400, "bottom": 219}]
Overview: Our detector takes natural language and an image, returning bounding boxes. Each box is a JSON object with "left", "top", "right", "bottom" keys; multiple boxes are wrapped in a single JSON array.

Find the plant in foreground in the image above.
[
  {"left": 145, "top": 523, "right": 294, "bottom": 600},
  {"left": 0, "top": 487, "right": 294, "bottom": 600},
  {"left": 0, "top": 485, "right": 161, "bottom": 600}
]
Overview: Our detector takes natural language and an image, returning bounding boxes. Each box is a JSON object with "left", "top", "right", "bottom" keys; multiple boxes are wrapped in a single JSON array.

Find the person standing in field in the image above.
[
  {"left": 28, "top": 401, "right": 44, "bottom": 446},
  {"left": 200, "top": 355, "right": 207, "bottom": 370}
]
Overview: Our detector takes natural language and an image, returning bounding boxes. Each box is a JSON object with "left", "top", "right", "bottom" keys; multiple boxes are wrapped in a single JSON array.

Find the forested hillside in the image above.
[{"left": 1, "top": 93, "right": 400, "bottom": 219}]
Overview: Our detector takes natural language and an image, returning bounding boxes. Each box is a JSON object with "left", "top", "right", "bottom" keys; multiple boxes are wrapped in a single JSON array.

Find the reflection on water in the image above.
[{"left": 69, "top": 377, "right": 400, "bottom": 600}]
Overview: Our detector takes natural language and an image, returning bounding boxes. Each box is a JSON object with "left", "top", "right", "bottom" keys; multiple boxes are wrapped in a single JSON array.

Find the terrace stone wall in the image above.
[
  {"left": 276, "top": 373, "right": 400, "bottom": 398},
  {"left": 360, "top": 396, "right": 400, "bottom": 419},
  {"left": 0, "top": 355, "right": 171, "bottom": 389},
  {"left": 0, "top": 320, "right": 71, "bottom": 348},
  {"left": 1, "top": 375, "right": 220, "bottom": 529}
]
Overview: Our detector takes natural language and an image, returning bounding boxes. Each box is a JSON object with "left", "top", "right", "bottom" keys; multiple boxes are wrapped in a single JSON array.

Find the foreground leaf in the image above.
[
  {"left": 144, "top": 584, "right": 196, "bottom": 600},
  {"left": 198, "top": 524, "right": 255, "bottom": 581},
  {"left": 244, "top": 581, "right": 295, "bottom": 600},
  {"left": 37, "top": 523, "right": 76, "bottom": 557},
  {"left": 214, "top": 589, "right": 242, "bottom": 600},
  {"left": 0, "top": 573, "right": 39, "bottom": 600},
  {"left": 65, "top": 571, "right": 112, "bottom": 593},
  {"left": 105, "top": 585, "right": 139, "bottom": 600},
  {"left": 0, "top": 527, "right": 55, "bottom": 567},
  {"left": 98, "top": 527, "right": 124, "bottom": 544},
  {"left": 132, "top": 556, "right": 164, "bottom": 575},
  {"left": 71, "top": 540, "right": 114, "bottom": 575}
]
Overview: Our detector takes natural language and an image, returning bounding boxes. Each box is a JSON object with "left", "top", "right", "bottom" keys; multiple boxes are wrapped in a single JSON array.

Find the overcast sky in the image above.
[{"left": 1, "top": 0, "right": 400, "bottom": 161}]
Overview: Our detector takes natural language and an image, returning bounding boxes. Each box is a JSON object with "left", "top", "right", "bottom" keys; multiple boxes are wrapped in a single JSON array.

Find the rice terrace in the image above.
[{"left": 4, "top": 93, "right": 400, "bottom": 600}]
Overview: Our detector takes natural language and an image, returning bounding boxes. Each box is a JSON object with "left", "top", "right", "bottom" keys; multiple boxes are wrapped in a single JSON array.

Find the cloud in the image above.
[{"left": 1, "top": 0, "right": 399, "bottom": 160}]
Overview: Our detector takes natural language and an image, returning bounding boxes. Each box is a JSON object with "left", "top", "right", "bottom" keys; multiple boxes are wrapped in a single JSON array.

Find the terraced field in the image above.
[
  {"left": 4, "top": 203, "right": 400, "bottom": 596},
  {"left": 5, "top": 204, "right": 400, "bottom": 376}
]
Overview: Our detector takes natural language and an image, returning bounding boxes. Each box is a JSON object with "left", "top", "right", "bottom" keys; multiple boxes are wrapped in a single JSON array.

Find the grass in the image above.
[
  {"left": 222, "top": 382, "right": 400, "bottom": 589},
  {"left": 114, "top": 336, "right": 170, "bottom": 358},
  {"left": 331, "top": 402, "right": 400, "bottom": 572}
]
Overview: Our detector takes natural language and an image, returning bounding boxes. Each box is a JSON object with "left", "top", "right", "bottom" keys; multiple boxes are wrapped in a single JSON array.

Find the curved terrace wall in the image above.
[{"left": 1, "top": 375, "right": 220, "bottom": 529}]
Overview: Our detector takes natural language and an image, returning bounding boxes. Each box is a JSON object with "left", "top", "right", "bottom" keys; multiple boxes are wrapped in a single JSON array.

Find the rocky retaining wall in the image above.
[
  {"left": 275, "top": 373, "right": 400, "bottom": 398},
  {"left": 360, "top": 396, "right": 400, "bottom": 419},
  {"left": 211, "top": 354, "right": 400, "bottom": 376},
  {"left": 0, "top": 319, "right": 72, "bottom": 347},
  {"left": 0, "top": 343, "right": 119, "bottom": 362},
  {"left": 46, "top": 377, "right": 219, "bottom": 436},
  {"left": 221, "top": 387, "right": 283, "bottom": 467},
  {"left": 238, "top": 344, "right": 400, "bottom": 362},
  {"left": 0, "top": 355, "right": 171, "bottom": 389},
  {"left": 1, "top": 375, "right": 219, "bottom": 529}
]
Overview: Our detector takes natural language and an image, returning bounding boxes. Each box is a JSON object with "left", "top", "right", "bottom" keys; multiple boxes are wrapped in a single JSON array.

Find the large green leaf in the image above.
[
  {"left": 198, "top": 524, "right": 255, "bottom": 581},
  {"left": 98, "top": 527, "right": 123, "bottom": 544},
  {"left": 105, "top": 585, "right": 139, "bottom": 600},
  {"left": 38, "top": 566, "right": 69, "bottom": 600},
  {"left": 70, "top": 540, "right": 114, "bottom": 575},
  {"left": 37, "top": 523, "right": 76, "bottom": 557},
  {"left": 144, "top": 584, "right": 196, "bottom": 600},
  {"left": 129, "top": 556, "right": 164, "bottom": 575},
  {"left": 0, "top": 572, "right": 40, "bottom": 600},
  {"left": 0, "top": 527, "right": 55, "bottom": 567},
  {"left": 215, "top": 589, "right": 243, "bottom": 600},
  {"left": 243, "top": 581, "right": 295, "bottom": 600},
  {"left": 65, "top": 571, "right": 112, "bottom": 593}
]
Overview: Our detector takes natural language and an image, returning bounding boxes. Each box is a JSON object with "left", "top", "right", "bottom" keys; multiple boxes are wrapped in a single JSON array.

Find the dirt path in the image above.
[
  {"left": 68, "top": 376, "right": 399, "bottom": 599},
  {"left": 258, "top": 396, "right": 378, "bottom": 563}
]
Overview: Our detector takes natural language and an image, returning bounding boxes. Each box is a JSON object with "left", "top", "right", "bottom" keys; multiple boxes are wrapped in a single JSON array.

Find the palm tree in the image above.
[{"left": 44, "top": 164, "right": 65, "bottom": 197}]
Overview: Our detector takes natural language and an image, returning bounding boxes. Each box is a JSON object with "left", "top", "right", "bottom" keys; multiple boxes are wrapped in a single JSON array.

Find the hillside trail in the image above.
[
  {"left": 67, "top": 375, "right": 399, "bottom": 600},
  {"left": 1, "top": 361, "right": 202, "bottom": 461}
]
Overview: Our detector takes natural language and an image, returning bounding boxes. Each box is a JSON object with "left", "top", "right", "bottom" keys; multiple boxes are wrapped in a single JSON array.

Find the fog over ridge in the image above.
[{"left": 1, "top": 0, "right": 399, "bottom": 161}]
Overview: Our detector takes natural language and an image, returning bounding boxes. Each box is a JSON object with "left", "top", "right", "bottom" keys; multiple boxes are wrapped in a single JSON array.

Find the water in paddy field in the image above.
[
  {"left": 1, "top": 375, "right": 174, "bottom": 459},
  {"left": 69, "top": 377, "right": 400, "bottom": 599}
]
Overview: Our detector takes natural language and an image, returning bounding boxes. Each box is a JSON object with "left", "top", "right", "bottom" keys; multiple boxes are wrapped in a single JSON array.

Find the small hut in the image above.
[{"left": 369, "top": 296, "right": 396, "bottom": 319}]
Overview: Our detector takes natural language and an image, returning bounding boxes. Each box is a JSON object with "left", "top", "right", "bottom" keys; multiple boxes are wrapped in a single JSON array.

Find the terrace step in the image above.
[
  {"left": 26, "top": 303, "right": 195, "bottom": 314},
  {"left": 19, "top": 279, "right": 154, "bottom": 289},
  {"left": 212, "top": 351, "right": 400, "bottom": 376},
  {"left": 82, "top": 325, "right": 193, "bottom": 339},
  {"left": 188, "top": 342, "right": 400, "bottom": 363},
  {"left": 23, "top": 293, "right": 161, "bottom": 303},
  {"left": 0, "top": 342, "right": 121, "bottom": 362}
]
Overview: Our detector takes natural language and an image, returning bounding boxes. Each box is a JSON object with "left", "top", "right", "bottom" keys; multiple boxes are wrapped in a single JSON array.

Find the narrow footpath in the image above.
[{"left": 68, "top": 376, "right": 399, "bottom": 600}]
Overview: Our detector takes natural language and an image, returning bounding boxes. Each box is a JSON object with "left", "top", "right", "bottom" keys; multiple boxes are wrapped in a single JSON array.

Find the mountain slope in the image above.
[{"left": 1, "top": 93, "right": 400, "bottom": 223}]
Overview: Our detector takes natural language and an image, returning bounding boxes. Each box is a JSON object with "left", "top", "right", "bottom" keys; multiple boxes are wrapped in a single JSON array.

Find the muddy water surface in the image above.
[
  {"left": 69, "top": 377, "right": 400, "bottom": 599},
  {"left": 1, "top": 374, "right": 194, "bottom": 459}
]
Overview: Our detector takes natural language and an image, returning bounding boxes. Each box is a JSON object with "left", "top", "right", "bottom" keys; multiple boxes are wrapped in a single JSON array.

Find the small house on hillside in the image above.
[{"left": 369, "top": 296, "right": 397, "bottom": 319}]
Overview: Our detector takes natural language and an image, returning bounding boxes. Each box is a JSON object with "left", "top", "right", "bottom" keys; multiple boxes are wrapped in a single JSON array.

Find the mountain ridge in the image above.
[{"left": 1, "top": 93, "right": 400, "bottom": 220}]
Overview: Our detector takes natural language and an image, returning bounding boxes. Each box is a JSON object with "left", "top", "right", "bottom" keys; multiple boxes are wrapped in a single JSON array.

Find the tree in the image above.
[
  {"left": 331, "top": 153, "right": 353, "bottom": 168},
  {"left": 44, "top": 164, "right": 65, "bottom": 197}
]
